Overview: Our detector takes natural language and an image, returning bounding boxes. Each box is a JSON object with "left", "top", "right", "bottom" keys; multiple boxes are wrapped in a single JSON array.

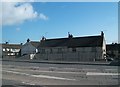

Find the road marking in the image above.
[
  {"left": 3, "top": 70, "right": 30, "bottom": 76},
  {"left": 22, "top": 82, "right": 35, "bottom": 85},
  {"left": 105, "top": 69, "right": 118, "bottom": 71},
  {"left": 82, "top": 69, "right": 97, "bottom": 70},
  {"left": 32, "top": 70, "right": 80, "bottom": 74},
  {"left": 3, "top": 70, "right": 76, "bottom": 81},
  {"left": 3, "top": 68, "right": 81, "bottom": 74},
  {"left": 31, "top": 74, "right": 76, "bottom": 80},
  {"left": 86, "top": 72, "right": 120, "bottom": 76}
]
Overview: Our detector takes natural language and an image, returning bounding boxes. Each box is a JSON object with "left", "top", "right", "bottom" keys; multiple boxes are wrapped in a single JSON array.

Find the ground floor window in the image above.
[
  {"left": 58, "top": 48, "right": 62, "bottom": 53},
  {"left": 41, "top": 49, "right": 45, "bottom": 53},
  {"left": 72, "top": 48, "right": 76, "bottom": 52}
]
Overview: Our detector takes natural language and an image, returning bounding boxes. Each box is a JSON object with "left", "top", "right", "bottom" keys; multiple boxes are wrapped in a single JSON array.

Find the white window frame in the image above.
[
  {"left": 6, "top": 48, "right": 10, "bottom": 51},
  {"left": 3, "top": 48, "right": 5, "bottom": 51}
]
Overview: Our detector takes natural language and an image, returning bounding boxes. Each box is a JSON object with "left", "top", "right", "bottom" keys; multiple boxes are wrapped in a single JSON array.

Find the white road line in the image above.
[
  {"left": 31, "top": 75, "right": 76, "bottom": 80},
  {"left": 86, "top": 72, "right": 120, "bottom": 76},
  {"left": 3, "top": 70, "right": 30, "bottom": 76},
  {"left": 33, "top": 70, "right": 80, "bottom": 74},
  {"left": 105, "top": 69, "right": 118, "bottom": 71},
  {"left": 3, "top": 68, "right": 81, "bottom": 74},
  {"left": 82, "top": 69, "right": 97, "bottom": 70},
  {"left": 22, "top": 82, "right": 35, "bottom": 85},
  {"left": 3, "top": 70, "right": 76, "bottom": 81}
]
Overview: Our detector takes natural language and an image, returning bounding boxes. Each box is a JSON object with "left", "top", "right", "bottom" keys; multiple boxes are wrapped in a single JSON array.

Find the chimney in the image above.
[
  {"left": 20, "top": 43, "right": 23, "bottom": 45},
  {"left": 27, "top": 38, "right": 30, "bottom": 42},
  {"left": 101, "top": 31, "right": 104, "bottom": 37},
  {"left": 41, "top": 36, "right": 46, "bottom": 42},
  {"left": 6, "top": 42, "right": 8, "bottom": 44},
  {"left": 68, "top": 32, "right": 73, "bottom": 38}
]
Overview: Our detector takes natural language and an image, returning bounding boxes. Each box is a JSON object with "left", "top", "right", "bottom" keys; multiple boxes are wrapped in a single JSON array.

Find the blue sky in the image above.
[{"left": 2, "top": 2, "right": 118, "bottom": 44}]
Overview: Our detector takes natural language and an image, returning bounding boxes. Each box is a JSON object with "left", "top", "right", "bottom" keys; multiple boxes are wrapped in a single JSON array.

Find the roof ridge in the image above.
[
  {"left": 30, "top": 41, "right": 39, "bottom": 42},
  {"left": 45, "top": 35, "right": 101, "bottom": 41}
]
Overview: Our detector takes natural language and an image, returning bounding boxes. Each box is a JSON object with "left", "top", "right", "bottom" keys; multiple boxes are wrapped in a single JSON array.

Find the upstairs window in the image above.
[
  {"left": 6, "top": 48, "right": 10, "bottom": 51},
  {"left": 72, "top": 48, "right": 76, "bottom": 52},
  {"left": 3, "top": 49, "right": 5, "bottom": 51}
]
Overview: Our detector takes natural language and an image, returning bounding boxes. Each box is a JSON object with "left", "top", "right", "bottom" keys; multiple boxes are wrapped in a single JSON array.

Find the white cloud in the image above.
[
  {"left": 39, "top": 13, "right": 48, "bottom": 20},
  {"left": 1, "top": 0, "right": 35, "bottom": 2},
  {"left": 1, "top": 2, "right": 48, "bottom": 26}
]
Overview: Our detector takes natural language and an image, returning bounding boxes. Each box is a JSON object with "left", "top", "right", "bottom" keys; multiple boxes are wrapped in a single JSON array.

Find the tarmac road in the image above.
[{"left": 2, "top": 60, "right": 120, "bottom": 86}]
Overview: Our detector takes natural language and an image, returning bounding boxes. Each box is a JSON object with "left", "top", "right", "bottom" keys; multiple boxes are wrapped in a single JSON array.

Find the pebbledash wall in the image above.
[
  {"left": 36, "top": 46, "right": 105, "bottom": 62},
  {"left": 35, "top": 47, "right": 103, "bottom": 61},
  {"left": 21, "top": 42, "right": 37, "bottom": 56}
]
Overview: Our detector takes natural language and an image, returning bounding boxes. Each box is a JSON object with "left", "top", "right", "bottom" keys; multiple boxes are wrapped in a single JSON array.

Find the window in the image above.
[
  {"left": 8, "top": 53, "right": 10, "bottom": 55},
  {"left": 10, "top": 49, "right": 13, "bottom": 52},
  {"left": 50, "top": 49, "right": 53, "bottom": 53},
  {"left": 72, "top": 48, "right": 76, "bottom": 52},
  {"left": 58, "top": 48, "right": 62, "bottom": 53},
  {"left": 36, "top": 49, "right": 38, "bottom": 53},
  {"left": 41, "top": 49, "right": 45, "bottom": 53},
  {"left": 12, "top": 49, "right": 20, "bottom": 52},
  {"left": 15, "top": 49, "right": 20, "bottom": 52},
  {"left": 3, "top": 49, "right": 5, "bottom": 51},
  {"left": 11, "top": 53, "right": 15, "bottom": 55},
  {"left": 6, "top": 48, "right": 10, "bottom": 51},
  {"left": 91, "top": 47, "right": 96, "bottom": 52}
]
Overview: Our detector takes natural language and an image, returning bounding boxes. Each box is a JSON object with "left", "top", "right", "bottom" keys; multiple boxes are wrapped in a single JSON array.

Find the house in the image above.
[
  {"left": 106, "top": 43, "right": 120, "bottom": 59},
  {"left": 37, "top": 31, "right": 106, "bottom": 61},
  {"left": 21, "top": 39, "right": 40, "bottom": 57},
  {"left": 1, "top": 42, "right": 22, "bottom": 58}
]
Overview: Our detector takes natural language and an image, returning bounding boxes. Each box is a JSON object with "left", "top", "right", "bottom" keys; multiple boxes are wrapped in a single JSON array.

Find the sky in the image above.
[{"left": 1, "top": 2, "right": 118, "bottom": 44}]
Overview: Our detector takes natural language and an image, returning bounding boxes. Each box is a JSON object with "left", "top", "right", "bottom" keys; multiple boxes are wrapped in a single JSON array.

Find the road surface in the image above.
[{"left": 2, "top": 60, "right": 120, "bottom": 86}]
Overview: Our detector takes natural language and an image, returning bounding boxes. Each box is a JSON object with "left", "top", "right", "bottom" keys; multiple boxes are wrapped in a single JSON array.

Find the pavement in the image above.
[
  {"left": 2, "top": 60, "right": 120, "bottom": 86},
  {"left": 2, "top": 58, "right": 111, "bottom": 65}
]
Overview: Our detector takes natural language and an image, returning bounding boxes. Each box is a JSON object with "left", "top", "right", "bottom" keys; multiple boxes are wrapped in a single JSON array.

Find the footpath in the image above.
[{"left": 1, "top": 58, "right": 111, "bottom": 66}]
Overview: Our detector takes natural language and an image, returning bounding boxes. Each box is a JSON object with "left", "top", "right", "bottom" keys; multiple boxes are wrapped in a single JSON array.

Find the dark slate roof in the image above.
[
  {"left": 38, "top": 35, "right": 103, "bottom": 48},
  {"left": 30, "top": 41, "right": 40, "bottom": 48},
  {"left": 1, "top": 43, "right": 22, "bottom": 49}
]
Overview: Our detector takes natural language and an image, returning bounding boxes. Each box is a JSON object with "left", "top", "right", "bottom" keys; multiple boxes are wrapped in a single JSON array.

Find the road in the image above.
[{"left": 2, "top": 60, "right": 120, "bottom": 86}]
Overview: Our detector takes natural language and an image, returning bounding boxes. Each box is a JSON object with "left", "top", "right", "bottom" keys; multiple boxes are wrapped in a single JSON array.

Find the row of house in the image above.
[
  {"left": 0, "top": 31, "right": 119, "bottom": 61},
  {"left": 0, "top": 42, "right": 22, "bottom": 58}
]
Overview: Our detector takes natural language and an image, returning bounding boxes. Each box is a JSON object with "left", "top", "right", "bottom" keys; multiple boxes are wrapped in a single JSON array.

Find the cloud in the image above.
[
  {"left": 1, "top": 0, "right": 35, "bottom": 2},
  {"left": 1, "top": 2, "right": 48, "bottom": 26},
  {"left": 39, "top": 13, "right": 48, "bottom": 20}
]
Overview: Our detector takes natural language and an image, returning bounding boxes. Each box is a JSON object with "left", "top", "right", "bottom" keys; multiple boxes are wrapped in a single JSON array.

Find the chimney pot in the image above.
[
  {"left": 6, "top": 42, "right": 8, "bottom": 44},
  {"left": 27, "top": 38, "right": 30, "bottom": 42}
]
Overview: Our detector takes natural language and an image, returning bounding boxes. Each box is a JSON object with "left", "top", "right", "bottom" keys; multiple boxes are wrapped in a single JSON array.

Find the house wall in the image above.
[
  {"left": 36, "top": 47, "right": 103, "bottom": 61},
  {"left": 21, "top": 42, "right": 37, "bottom": 55},
  {"left": 2, "top": 47, "right": 20, "bottom": 58},
  {"left": 102, "top": 36, "right": 106, "bottom": 59},
  {"left": 0, "top": 45, "right": 2, "bottom": 58}
]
